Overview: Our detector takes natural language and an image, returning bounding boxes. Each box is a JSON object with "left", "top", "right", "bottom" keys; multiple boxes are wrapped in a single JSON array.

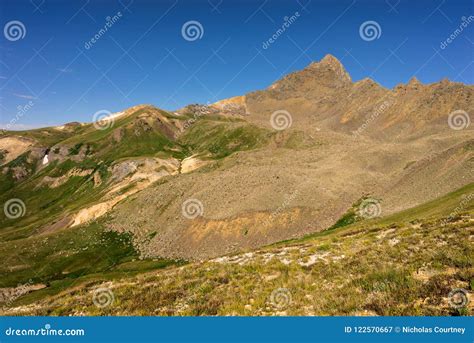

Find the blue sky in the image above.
[{"left": 0, "top": 0, "right": 472, "bottom": 129}]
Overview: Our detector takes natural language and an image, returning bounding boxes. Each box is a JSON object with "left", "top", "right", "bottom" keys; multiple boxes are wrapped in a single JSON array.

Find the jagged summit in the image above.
[
  {"left": 265, "top": 54, "right": 352, "bottom": 93},
  {"left": 354, "top": 77, "right": 383, "bottom": 88},
  {"left": 408, "top": 76, "right": 421, "bottom": 86},
  {"left": 239, "top": 54, "right": 473, "bottom": 137},
  {"left": 305, "top": 54, "right": 352, "bottom": 83},
  {"left": 307, "top": 54, "right": 343, "bottom": 67},
  {"left": 318, "top": 54, "right": 345, "bottom": 68}
]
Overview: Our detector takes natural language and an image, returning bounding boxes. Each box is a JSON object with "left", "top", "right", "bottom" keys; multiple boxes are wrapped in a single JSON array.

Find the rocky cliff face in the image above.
[{"left": 211, "top": 54, "right": 472, "bottom": 139}]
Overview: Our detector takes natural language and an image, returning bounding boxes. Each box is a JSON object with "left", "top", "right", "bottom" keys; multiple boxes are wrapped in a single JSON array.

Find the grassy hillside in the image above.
[
  {"left": 1, "top": 125, "right": 89, "bottom": 147},
  {"left": 0, "top": 157, "right": 109, "bottom": 238},
  {"left": 0, "top": 104, "right": 472, "bottom": 317},
  {"left": 0, "top": 106, "right": 275, "bottom": 307},
  {"left": 0, "top": 217, "right": 184, "bottom": 307},
  {"left": 0, "top": 106, "right": 272, "bottom": 236},
  {"left": 2, "top": 183, "right": 472, "bottom": 316},
  {"left": 178, "top": 118, "right": 272, "bottom": 159}
]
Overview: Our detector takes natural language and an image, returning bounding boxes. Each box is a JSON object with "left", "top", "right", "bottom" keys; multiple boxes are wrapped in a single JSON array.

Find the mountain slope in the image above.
[
  {"left": 221, "top": 54, "right": 473, "bottom": 139},
  {"left": 2, "top": 183, "right": 472, "bottom": 316},
  {"left": 0, "top": 55, "right": 472, "bottom": 316}
]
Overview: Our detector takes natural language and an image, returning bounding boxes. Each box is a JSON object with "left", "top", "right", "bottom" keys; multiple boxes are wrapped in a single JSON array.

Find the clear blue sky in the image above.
[{"left": 0, "top": 0, "right": 472, "bottom": 128}]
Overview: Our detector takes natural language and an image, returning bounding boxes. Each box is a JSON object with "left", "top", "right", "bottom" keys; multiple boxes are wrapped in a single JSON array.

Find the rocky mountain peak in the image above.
[
  {"left": 307, "top": 54, "right": 352, "bottom": 83},
  {"left": 407, "top": 77, "right": 422, "bottom": 89},
  {"left": 302, "top": 54, "right": 352, "bottom": 85},
  {"left": 267, "top": 54, "right": 352, "bottom": 93},
  {"left": 319, "top": 53, "right": 343, "bottom": 67},
  {"left": 408, "top": 76, "right": 421, "bottom": 85}
]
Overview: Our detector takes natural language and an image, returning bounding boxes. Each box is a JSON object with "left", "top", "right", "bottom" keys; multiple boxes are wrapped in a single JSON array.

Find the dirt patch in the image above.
[
  {"left": 0, "top": 136, "right": 35, "bottom": 165},
  {"left": 181, "top": 155, "right": 210, "bottom": 174},
  {"left": 71, "top": 158, "right": 180, "bottom": 227},
  {"left": 113, "top": 206, "right": 322, "bottom": 261}
]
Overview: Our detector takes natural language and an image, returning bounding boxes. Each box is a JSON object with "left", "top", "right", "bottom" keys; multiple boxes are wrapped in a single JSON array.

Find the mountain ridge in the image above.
[
  {"left": 2, "top": 54, "right": 471, "bottom": 133},
  {"left": 0, "top": 55, "right": 472, "bottom": 314}
]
